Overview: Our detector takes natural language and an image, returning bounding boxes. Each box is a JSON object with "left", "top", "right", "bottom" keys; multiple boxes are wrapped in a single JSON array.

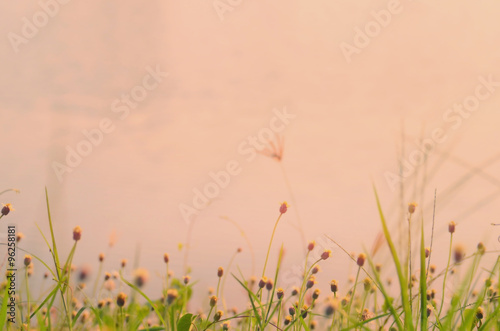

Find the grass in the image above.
[{"left": 0, "top": 187, "right": 499, "bottom": 331}]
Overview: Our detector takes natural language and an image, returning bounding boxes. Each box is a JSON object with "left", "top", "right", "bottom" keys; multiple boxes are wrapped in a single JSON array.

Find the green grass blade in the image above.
[
  {"left": 373, "top": 184, "right": 413, "bottom": 330},
  {"left": 419, "top": 217, "right": 428, "bottom": 329}
]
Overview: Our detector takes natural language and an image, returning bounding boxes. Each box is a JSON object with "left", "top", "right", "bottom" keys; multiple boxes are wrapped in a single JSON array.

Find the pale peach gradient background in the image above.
[{"left": 1, "top": 0, "right": 500, "bottom": 309}]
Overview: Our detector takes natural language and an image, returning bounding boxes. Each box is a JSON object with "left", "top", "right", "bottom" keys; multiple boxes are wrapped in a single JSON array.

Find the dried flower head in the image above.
[
  {"left": 357, "top": 253, "right": 366, "bottom": 267},
  {"left": 321, "top": 250, "right": 332, "bottom": 260},
  {"left": 116, "top": 292, "right": 127, "bottom": 307},
  {"left": 133, "top": 268, "right": 149, "bottom": 288},
  {"left": 311, "top": 265, "right": 321, "bottom": 274},
  {"left": 276, "top": 288, "right": 284, "bottom": 300},
  {"left": 163, "top": 253, "right": 169, "bottom": 264},
  {"left": 266, "top": 278, "right": 274, "bottom": 291},
  {"left": 408, "top": 202, "right": 417, "bottom": 214},
  {"left": 291, "top": 286, "right": 299, "bottom": 296},
  {"left": 16, "top": 233, "right": 24, "bottom": 243},
  {"left": 104, "top": 272, "right": 111, "bottom": 281},
  {"left": 24, "top": 255, "right": 32, "bottom": 267},
  {"left": 453, "top": 244, "right": 465, "bottom": 263},
  {"left": 222, "top": 321, "right": 230, "bottom": 331},
  {"left": 280, "top": 202, "right": 289, "bottom": 214},
  {"left": 1, "top": 203, "right": 14, "bottom": 216},
  {"left": 167, "top": 289, "right": 178, "bottom": 305},
  {"left": 98, "top": 253, "right": 105, "bottom": 262},
  {"left": 217, "top": 267, "right": 224, "bottom": 278},
  {"left": 476, "top": 306, "right": 484, "bottom": 320},
  {"left": 306, "top": 276, "right": 315, "bottom": 289},
  {"left": 183, "top": 275, "right": 191, "bottom": 285},
  {"left": 289, "top": 306, "right": 296, "bottom": 316},
  {"left": 73, "top": 226, "right": 82, "bottom": 241},
  {"left": 209, "top": 295, "right": 218, "bottom": 307},
  {"left": 307, "top": 241, "right": 316, "bottom": 251},
  {"left": 214, "top": 310, "right": 223, "bottom": 322},
  {"left": 330, "top": 279, "right": 338, "bottom": 293},
  {"left": 284, "top": 316, "right": 292, "bottom": 325},
  {"left": 312, "top": 288, "right": 320, "bottom": 300},
  {"left": 448, "top": 221, "right": 456, "bottom": 234},
  {"left": 258, "top": 277, "right": 267, "bottom": 289}
]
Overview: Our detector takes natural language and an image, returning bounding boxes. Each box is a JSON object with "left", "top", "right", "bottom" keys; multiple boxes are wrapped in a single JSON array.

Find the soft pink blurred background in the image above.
[{"left": 1, "top": 0, "right": 500, "bottom": 309}]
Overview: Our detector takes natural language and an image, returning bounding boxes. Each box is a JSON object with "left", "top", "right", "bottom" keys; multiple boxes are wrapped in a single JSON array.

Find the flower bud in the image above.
[
  {"left": 116, "top": 292, "right": 127, "bottom": 307},
  {"left": 357, "top": 253, "right": 366, "bottom": 267},
  {"left": 73, "top": 226, "right": 82, "bottom": 241}
]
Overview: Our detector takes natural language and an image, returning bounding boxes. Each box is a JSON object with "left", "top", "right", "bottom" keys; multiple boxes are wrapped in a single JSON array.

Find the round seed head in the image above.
[
  {"left": 312, "top": 288, "right": 320, "bottom": 300},
  {"left": 116, "top": 292, "right": 127, "bottom": 307},
  {"left": 167, "top": 289, "right": 178, "bottom": 305},
  {"left": 279, "top": 202, "right": 289, "bottom": 214},
  {"left": 209, "top": 295, "right": 217, "bottom": 307},
  {"left": 214, "top": 310, "right": 223, "bottom": 322},
  {"left": 330, "top": 279, "right": 338, "bottom": 293},
  {"left": 276, "top": 287, "right": 284, "bottom": 300},
  {"left": 321, "top": 249, "right": 332, "bottom": 260},
  {"left": 357, "top": 253, "right": 366, "bottom": 267},
  {"left": 1, "top": 204, "right": 13, "bottom": 216},
  {"left": 408, "top": 202, "right": 417, "bottom": 214},
  {"left": 448, "top": 221, "right": 456, "bottom": 234},
  {"left": 24, "top": 255, "right": 32, "bottom": 267},
  {"left": 307, "top": 241, "right": 316, "bottom": 251},
  {"left": 73, "top": 226, "right": 82, "bottom": 241}
]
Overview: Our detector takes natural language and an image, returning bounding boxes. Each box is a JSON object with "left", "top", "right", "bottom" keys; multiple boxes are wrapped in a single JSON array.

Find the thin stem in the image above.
[
  {"left": 347, "top": 266, "right": 361, "bottom": 328},
  {"left": 262, "top": 213, "right": 283, "bottom": 278},
  {"left": 438, "top": 233, "right": 453, "bottom": 317}
]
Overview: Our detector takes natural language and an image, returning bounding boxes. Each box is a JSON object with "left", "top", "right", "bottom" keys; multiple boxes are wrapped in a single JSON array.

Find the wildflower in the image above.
[
  {"left": 425, "top": 247, "right": 431, "bottom": 258},
  {"left": 301, "top": 305, "right": 308, "bottom": 318},
  {"left": 104, "top": 279, "right": 116, "bottom": 291},
  {"left": 310, "top": 320, "right": 317, "bottom": 329},
  {"left": 280, "top": 202, "right": 289, "bottom": 214},
  {"left": 258, "top": 277, "right": 267, "bottom": 289},
  {"left": 430, "top": 264, "right": 436, "bottom": 274},
  {"left": 375, "top": 264, "right": 382, "bottom": 273},
  {"left": 104, "top": 272, "right": 111, "bottom": 281},
  {"left": 222, "top": 321, "right": 230, "bottom": 330},
  {"left": 476, "top": 306, "right": 484, "bottom": 320},
  {"left": 311, "top": 265, "right": 320, "bottom": 274},
  {"left": 361, "top": 308, "right": 372, "bottom": 321},
  {"left": 73, "top": 226, "right": 82, "bottom": 241},
  {"left": 121, "top": 259, "right": 127, "bottom": 268},
  {"left": 330, "top": 279, "right": 338, "bottom": 293},
  {"left": 209, "top": 295, "right": 217, "bottom": 307},
  {"left": 217, "top": 267, "right": 224, "bottom": 278},
  {"left": 363, "top": 278, "right": 372, "bottom": 292},
  {"left": 284, "top": 316, "right": 292, "bottom": 325},
  {"left": 306, "top": 276, "right": 315, "bottom": 289},
  {"left": 16, "top": 233, "right": 24, "bottom": 242},
  {"left": 24, "top": 255, "right": 32, "bottom": 267},
  {"left": 133, "top": 268, "right": 149, "bottom": 288},
  {"left": 276, "top": 288, "right": 284, "bottom": 300},
  {"left": 183, "top": 275, "right": 191, "bottom": 285},
  {"left": 312, "top": 288, "right": 320, "bottom": 300},
  {"left": 321, "top": 249, "right": 332, "bottom": 260},
  {"left": 289, "top": 306, "right": 296, "bottom": 316},
  {"left": 477, "top": 242, "right": 486, "bottom": 255},
  {"left": 98, "top": 253, "right": 105, "bottom": 262},
  {"left": 237, "top": 247, "right": 243, "bottom": 253},
  {"left": 164, "top": 253, "right": 169, "bottom": 264},
  {"left": 214, "top": 310, "right": 223, "bottom": 322},
  {"left": 448, "top": 221, "right": 456, "bottom": 234},
  {"left": 116, "top": 292, "right": 127, "bottom": 307},
  {"left": 307, "top": 241, "right": 316, "bottom": 251},
  {"left": 291, "top": 286, "right": 299, "bottom": 296},
  {"left": 453, "top": 244, "right": 465, "bottom": 263},
  {"left": 167, "top": 289, "right": 179, "bottom": 305},
  {"left": 266, "top": 278, "right": 274, "bottom": 291},
  {"left": 408, "top": 202, "right": 417, "bottom": 214},
  {"left": 357, "top": 253, "right": 366, "bottom": 267},
  {"left": 1, "top": 203, "right": 13, "bottom": 216}
]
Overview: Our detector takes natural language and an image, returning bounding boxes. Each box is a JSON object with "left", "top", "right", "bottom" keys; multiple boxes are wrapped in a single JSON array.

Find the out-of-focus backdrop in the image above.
[{"left": 1, "top": 0, "right": 500, "bottom": 309}]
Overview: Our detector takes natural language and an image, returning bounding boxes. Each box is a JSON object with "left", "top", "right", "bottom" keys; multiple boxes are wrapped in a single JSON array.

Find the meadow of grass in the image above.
[{"left": 0, "top": 186, "right": 499, "bottom": 330}]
